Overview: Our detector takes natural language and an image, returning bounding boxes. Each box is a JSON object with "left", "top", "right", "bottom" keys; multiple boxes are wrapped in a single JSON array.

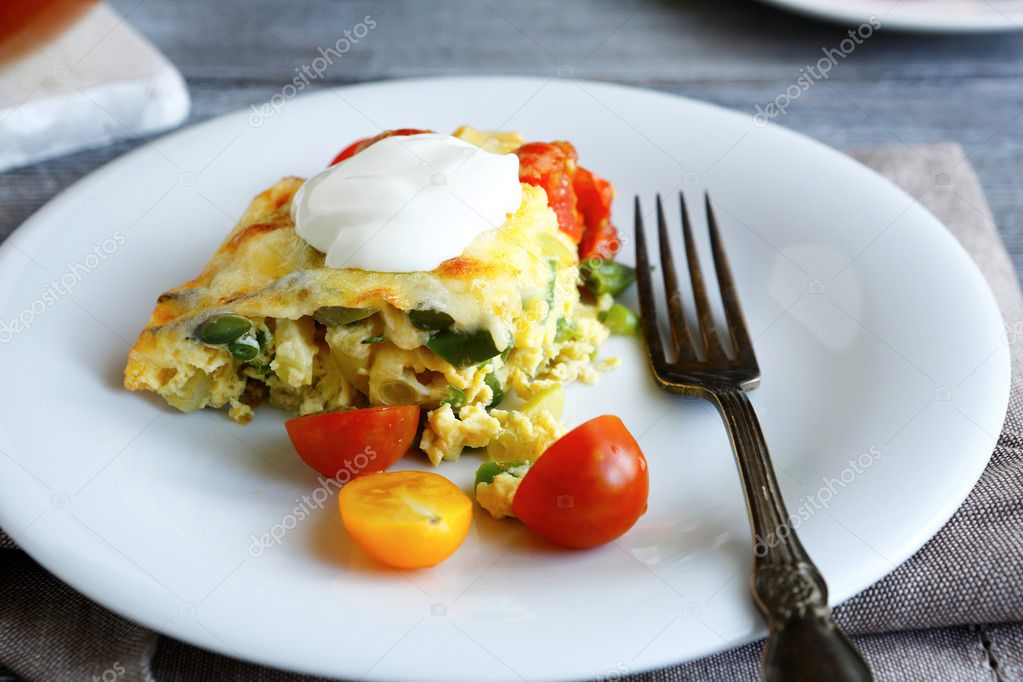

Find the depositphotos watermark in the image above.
[
  {"left": 753, "top": 17, "right": 881, "bottom": 127},
  {"left": 754, "top": 445, "right": 883, "bottom": 556},
  {"left": 601, "top": 662, "right": 630, "bottom": 681},
  {"left": 91, "top": 661, "right": 125, "bottom": 682},
  {"left": 0, "top": 231, "right": 126, "bottom": 344},
  {"left": 248, "top": 15, "right": 377, "bottom": 127},
  {"left": 248, "top": 446, "right": 378, "bottom": 557}
]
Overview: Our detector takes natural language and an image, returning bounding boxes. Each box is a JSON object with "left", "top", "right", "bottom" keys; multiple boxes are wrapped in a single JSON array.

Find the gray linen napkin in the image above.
[{"left": 1, "top": 143, "right": 1021, "bottom": 682}]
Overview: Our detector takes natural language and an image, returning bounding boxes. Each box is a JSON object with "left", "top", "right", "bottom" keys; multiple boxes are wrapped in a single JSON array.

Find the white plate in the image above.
[
  {"left": 0, "top": 77, "right": 1009, "bottom": 681},
  {"left": 759, "top": 0, "right": 1023, "bottom": 32}
]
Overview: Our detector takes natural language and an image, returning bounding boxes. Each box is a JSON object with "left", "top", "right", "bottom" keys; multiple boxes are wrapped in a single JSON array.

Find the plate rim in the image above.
[
  {"left": 0, "top": 75, "right": 1011, "bottom": 680},
  {"left": 758, "top": 0, "right": 1023, "bottom": 32}
]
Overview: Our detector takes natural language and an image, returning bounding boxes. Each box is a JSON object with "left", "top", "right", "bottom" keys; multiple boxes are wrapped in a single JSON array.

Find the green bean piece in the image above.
[
  {"left": 582, "top": 259, "right": 637, "bottom": 297},
  {"left": 193, "top": 314, "right": 252, "bottom": 345},
  {"left": 545, "top": 258, "right": 558, "bottom": 318},
  {"left": 426, "top": 329, "right": 500, "bottom": 367},
  {"left": 409, "top": 308, "right": 455, "bottom": 331},
  {"left": 361, "top": 335, "right": 385, "bottom": 344},
  {"left": 228, "top": 333, "right": 260, "bottom": 361},
  {"left": 484, "top": 372, "right": 504, "bottom": 408},
  {"left": 600, "top": 303, "right": 640, "bottom": 336},
  {"left": 554, "top": 317, "right": 578, "bottom": 342},
  {"left": 247, "top": 362, "right": 274, "bottom": 376},
  {"left": 475, "top": 460, "right": 528, "bottom": 486},
  {"left": 254, "top": 327, "right": 271, "bottom": 351},
  {"left": 440, "top": 385, "right": 467, "bottom": 407},
  {"left": 312, "top": 306, "right": 376, "bottom": 327}
]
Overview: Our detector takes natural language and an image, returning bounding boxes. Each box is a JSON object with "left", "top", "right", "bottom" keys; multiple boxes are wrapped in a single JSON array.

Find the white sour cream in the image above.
[{"left": 291, "top": 133, "right": 522, "bottom": 272}]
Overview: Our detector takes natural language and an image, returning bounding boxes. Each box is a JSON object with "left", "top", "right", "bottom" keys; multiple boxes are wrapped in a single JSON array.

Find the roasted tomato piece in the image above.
[
  {"left": 285, "top": 406, "right": 421, "bottom": 478},
  {"left": 329, "top": 128, "right": 432, "bottom": 166},
  {"left": 515, "top": 141, "right": 584, "bottom": 243},
  {"left": 552, "top": 140, "right": 579, "bottom": 164},
  {"left": 512, "top": 415, "right": 648, "bottom": 549},
  {"left": 579, "top": 221, "right": 622, "bottom": 262},
  {"left": 574, "top": 166, "right": 614, "bottom": 231},
  {"left": 575, "top": 166, "right": 619, "bottom": 261}
]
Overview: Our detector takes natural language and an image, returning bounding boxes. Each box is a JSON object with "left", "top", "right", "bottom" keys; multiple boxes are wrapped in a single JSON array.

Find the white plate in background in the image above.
[{"left": 760, "top": 0, "right": 1023, "bottom": 32}]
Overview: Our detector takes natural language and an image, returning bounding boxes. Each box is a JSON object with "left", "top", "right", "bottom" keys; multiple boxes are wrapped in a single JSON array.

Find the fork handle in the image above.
[{"left": 710, "top": 386, "right": 873, "bottom": 682}]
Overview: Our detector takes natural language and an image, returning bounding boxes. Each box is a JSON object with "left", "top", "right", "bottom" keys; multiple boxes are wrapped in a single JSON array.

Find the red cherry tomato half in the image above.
[
  {"left": 515, "top": 141, "right": 584, "bottom": 243},
  {"left": 285, "top": 406, "right": 421, "bottom": 479},
  {"left": 328, "top": 128, "right": 432, "bottom": 166},
  {"left": 512, "top": 415, "right": 648, "bottom": 549}
]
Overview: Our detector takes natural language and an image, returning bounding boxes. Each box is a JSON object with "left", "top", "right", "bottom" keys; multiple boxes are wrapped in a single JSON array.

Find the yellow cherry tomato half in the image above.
[{"left": 338, "top": 471, "right": 472, "bottom": 569}]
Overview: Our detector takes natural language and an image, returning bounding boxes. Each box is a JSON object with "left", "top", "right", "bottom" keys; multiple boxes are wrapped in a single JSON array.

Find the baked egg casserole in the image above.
[{"left": 124, "top": 126, "right": 621, "bottom": 470}]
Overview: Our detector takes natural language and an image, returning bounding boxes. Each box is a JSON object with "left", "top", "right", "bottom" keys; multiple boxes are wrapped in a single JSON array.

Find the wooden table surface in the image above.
[{"left": 3, "top": 0, "right": 1023, "bottom": 281}]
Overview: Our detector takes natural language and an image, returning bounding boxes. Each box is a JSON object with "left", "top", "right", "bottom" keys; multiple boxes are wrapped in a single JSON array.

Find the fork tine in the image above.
[
  {"left": 679, "top": 192, "right": 724, "bottom": 360},
  {"left": 634, "top": 197, "right": 668, "bottom": 370},
  {"left": 656, "top": 195, "right": 695, "bottom": 360},
  {"left": 705, "top": 193, "right": 757, "bottom": 366}
]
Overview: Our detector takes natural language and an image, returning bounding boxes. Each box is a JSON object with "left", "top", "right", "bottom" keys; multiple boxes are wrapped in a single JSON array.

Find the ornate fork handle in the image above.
[{"left": 711, "top": 386, "right": 873, "bottom": 682}]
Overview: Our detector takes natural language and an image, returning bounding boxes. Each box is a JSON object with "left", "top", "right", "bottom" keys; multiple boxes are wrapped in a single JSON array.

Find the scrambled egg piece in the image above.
[
  {"left": 472, "top": 408, "right": 566, "bottom": 519},
  {"left": 475, "top": 464, "right": 531, "bottom": 519},
  {"left": 420, "top": 391, "right": 571, "bottom": 469},
  {"left": 271, "top": 317, "right": 317, "bottom": 387},
  {"left": 420, "top": 403, "right": 502, "bottom": 465},
  {"left": 486, "top": 408, "right": 566, "bottom": 463},
  {"left": 452, "top": 125, "right": 525, "bottom": 155}
]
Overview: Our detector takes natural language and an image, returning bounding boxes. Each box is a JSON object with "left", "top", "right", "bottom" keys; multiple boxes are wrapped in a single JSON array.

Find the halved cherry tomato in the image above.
[
  {"left": 339, "top": 470, "right": 472, "bottom": 568},
  {"left": 285, "top": 406, "right": 420, "bottom": 479},
  {"left": 328, "top": 128, "right": 432, "bottom": 166},
  {"left": 512, "top": 415, "right": 648, "bottom": 549},
  {"left": 515, "top": 141, "right": 584, "bottom": 243}
]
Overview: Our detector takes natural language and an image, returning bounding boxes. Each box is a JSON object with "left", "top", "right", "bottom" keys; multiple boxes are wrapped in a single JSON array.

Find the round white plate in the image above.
[
  {"left": 0, "top": 77, "right": 1009, "bottom": 681},
  {"left": 759, "top": 0, "right": 1023, "bottom": 32}
]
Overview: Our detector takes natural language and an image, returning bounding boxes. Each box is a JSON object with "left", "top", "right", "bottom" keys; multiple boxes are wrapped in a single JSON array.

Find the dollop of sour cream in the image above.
[{"left": 291, "top": 133, "right": 522, "bottom": 272}]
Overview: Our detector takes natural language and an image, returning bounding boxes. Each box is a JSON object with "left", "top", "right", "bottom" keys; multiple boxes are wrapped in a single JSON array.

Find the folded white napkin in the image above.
[{"left": 0, "top": 1, "right": 189, "bottom": 172}]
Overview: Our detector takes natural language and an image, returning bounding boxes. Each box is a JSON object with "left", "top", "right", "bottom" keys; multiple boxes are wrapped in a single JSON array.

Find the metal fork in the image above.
[{"left": 634, "top": 193, "right": 872, "bottom": 682}]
